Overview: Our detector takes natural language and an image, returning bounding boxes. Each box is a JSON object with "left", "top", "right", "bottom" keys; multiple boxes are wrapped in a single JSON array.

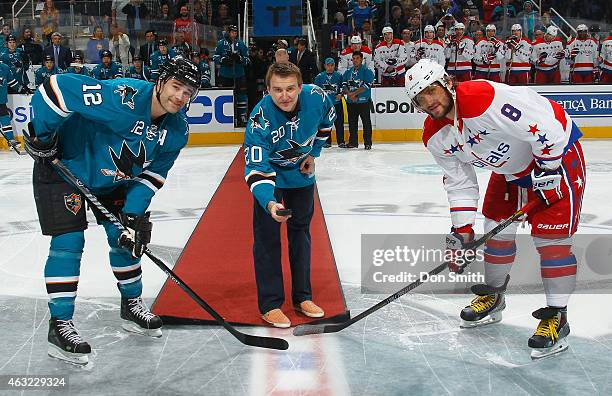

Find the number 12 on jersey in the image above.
[{"left": 82, "top": 84, "right": 102, "bottom": 106}]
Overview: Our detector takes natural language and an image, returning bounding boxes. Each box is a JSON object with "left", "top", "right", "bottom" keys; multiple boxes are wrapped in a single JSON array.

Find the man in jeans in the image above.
[{"left": 342, "top": 51, "right": 374, "bottom": 149}]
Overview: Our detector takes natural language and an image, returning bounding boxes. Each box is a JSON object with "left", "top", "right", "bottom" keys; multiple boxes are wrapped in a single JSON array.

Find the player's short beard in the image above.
[{"left": 424, "top": 88, "right": 454, "bottom": 120}]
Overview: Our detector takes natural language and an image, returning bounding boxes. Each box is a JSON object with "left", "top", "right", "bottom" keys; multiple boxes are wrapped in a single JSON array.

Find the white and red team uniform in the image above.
[
  {"left": 565, "top": 36, "right": 599, "bottom": 83},
  {"left": 338, "top": 45, "right": 375, "bottom": 75},
  {"left": 413, "top": 38, "right": 446, "bottom": 67},
  {"left": 505, "top": 36, "right": 532, "bottom": 84},
  {"left": 404, "top": 40, "right": 417, "bottom": 69},
  {"left": 422, "top": 80, "right": 585, "bottom": 308},
  {"left": 473, "top": 37, "right": 506, "bottom": 82},
  {"left": 374, "top": 38, "right": 408, "bottom": 86},
  {"left": 531, "top": 37, "right": 565, "bottom": 84},
  {"left": 445, "top": 35, "right": 474, "bottom": 81},
  {"left": 598, "top": 36, "right": 612, "bottom": 83}
]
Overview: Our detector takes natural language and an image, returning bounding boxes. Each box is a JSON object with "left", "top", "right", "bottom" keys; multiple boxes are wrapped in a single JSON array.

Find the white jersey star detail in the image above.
[{"left": 574, "top": 176, "right": 583, "bottom": 189}]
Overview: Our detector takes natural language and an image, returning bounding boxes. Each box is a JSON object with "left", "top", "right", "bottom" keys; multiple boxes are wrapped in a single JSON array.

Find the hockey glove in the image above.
[
  {"left": 554, "top": 51, "right": 565, "bottom": 60},
  {"left": 445, "top": 225, "right": 476, "bottom": 273},
  {"left": 569, "top": 48, "right": 579, "bottom": 60},
  {"left": 20, "top": 86, "right": 33, "bottom": 95},
  {"left": 220, "top": 56, "right": 232, "bottom": 66},
  {"left": 537, "top": 52, "right": 548, "bottom": 64},
  {"left": 230, "top": 52, "right": 242, "bottom": 63},
  {"left": 531, "top": 167, "right": 564, "bottom": 206},
  {"left": 23, "top": 122, "right": 58, "bottom": 162},
  {"left": 416, "top": 47, "right": 426, "bottom": 60},
  {"left": 118, "top": 212, "right": 152, "bottom": 258}
]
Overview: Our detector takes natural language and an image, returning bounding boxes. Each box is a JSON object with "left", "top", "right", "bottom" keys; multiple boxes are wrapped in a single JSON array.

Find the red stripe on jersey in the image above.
[
  {"left": 536, "top": 245, "right": 572, "bottom": 259},
  {"left": 422, "top": 116, "right": 453, "bottom": 147},
  {"left": 484, "top": 253, "right": 515, "bottom": 264},
  {"left": 455, "top": 80, "right": 495, "bottom": 119},
  {"left": 547, "top": 98, "right": 567, "bottom": 131},
  {"left": 541, "top": 266, "right": 577, "bottom": 278},
  {"left": 450, "top": 206, "right": 477, "bottom": 212},
  {"left": 486, "top": 239, "right": 515, "bottom": 249}
]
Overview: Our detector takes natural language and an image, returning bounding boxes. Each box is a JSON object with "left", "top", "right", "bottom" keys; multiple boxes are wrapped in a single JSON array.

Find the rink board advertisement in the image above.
[{"left": 3, "top": 85, "right": 611, "bottom": 147}]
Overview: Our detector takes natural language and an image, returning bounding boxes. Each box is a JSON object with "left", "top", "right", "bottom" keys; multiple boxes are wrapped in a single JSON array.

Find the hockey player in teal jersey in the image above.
[
  {"left": 34, "top": 55, "right": 63, "bottom": 87},
  {"left": 0, "top": 62, "right": 22, "bottom": 148},
  {"left": 150, "top": 39, "right": 178, "bottom": 81},
  {"left": 124, "top": 54, "right": 152, "bottom": 81},
  {"left": 91, "top": 50, "right": 123, "bottom": 80},
  {"left": 0, "top": 35, "right": 31, "bottom": 92},
  {"left": 64, "top": 54, "right": 91, "bottom": 77},
  {"left": 24, "top": 57, "right": 201, "bottom": 365},
  {"left": 313, "top": 57, "right": 345, "bottom": 147},
  {"left": 244, "top": 62, "right": 336, "bottom": 328},
  {"left": 190, "top": 51, "right": 211, "bottom": 88}
]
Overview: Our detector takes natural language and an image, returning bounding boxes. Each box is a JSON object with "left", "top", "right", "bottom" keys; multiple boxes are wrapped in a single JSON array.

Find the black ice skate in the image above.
[
  {"left": 121, "top": 296, "right": 163, "bottom": 337},
  {"left": 48, "top": 318, "right": 91, "bottom": 365},
  {"left": 528, "top": 307, "right": 570, "bottom": 360},
  {"left": 460, "top": 276, "right": 509, "bottom": 328}
]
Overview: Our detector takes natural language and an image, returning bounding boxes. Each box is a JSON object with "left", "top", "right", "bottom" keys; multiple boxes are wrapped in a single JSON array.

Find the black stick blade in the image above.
[
  {"left": 293, "top": 322, "right": 346, "bottom": 336},
  {"left": 242, "top": 334, "right": 289, "bottom": 350}
]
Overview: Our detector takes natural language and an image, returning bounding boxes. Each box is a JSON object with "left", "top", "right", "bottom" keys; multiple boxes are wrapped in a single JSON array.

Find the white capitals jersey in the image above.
[
  {"left": 505, "top": 37, "right": 532, "bottom": 73},
  {"left": 422, "top": 81, "right": 580, "bottom": 227},
  {"left": 445, "top": 35, "right": 475, "bottom": 72},
  {"left": 413, "top": 39, "right": 446, "bottom": 67},
  {"left": 531, "top": 37, "right": 565, "bottom": 71},
  {"left": 404, "top": 41, "right": 416, "bottom": 68},
  {"left": 374, "top": 38, "right": 408, "bottom": 77},
  {"left": 473, "top": 37, "right": 506, "bottom": 74},
  {"left": 338, "top": 45, "right": 375, "bottom": 75},
  {"left": 565, "top": 37, "right": 599, "bottom": 72},
  {"left": 601, "top": 36, "right": 612, "bottom": 73}
]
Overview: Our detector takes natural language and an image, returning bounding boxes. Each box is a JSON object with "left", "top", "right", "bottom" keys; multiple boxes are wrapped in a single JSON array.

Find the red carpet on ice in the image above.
[{"left": 151, "top": 149, "right": 348, "bottom": 326}]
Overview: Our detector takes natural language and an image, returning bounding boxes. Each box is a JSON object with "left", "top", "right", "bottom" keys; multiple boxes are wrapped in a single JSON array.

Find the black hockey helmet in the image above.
[
  {"left": 100, "top": 50, "right": 112, "bottom": 59},
  {"left": 6, "top": 34, "right": 16, "bottom": 42},
  {"left": 190, "top": 50, "right": 200, "bottom": 58},
  {"left": 133, "top": 54, "right": 142, "bottom": 61},
  {"left": 157, "top": 56, "right": 201, "bottom": 103},
  {"left": 44, "top": 54, "right": 54, "bottom": 62},
  {"left": 228, "top": 25, "right": 238, "bottom": 32},
  {"left": 158, "top": 39, "right": 168, "bottom": 46}
]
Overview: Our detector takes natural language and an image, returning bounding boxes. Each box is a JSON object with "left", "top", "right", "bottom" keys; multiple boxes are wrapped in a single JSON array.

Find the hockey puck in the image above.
[{"left": 276, "top": 209, "right": 292, "bottom": 217}]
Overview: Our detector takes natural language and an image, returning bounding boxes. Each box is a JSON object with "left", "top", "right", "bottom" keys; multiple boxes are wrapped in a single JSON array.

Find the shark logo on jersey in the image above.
[
  {"left": 249, "top": 107, "right": 269, "bottom": 131},
  {"left": 101, "top": 141, "right": 147, "bottom": 181},
  {"left": 114, "top": 85, "right": 139, "bottom": 110},
  {"left": 310, "top": 85, "right": 327, "bottom": 102},
  {"left": 271, "top": 136, "right": 315, "bottom": 165}
]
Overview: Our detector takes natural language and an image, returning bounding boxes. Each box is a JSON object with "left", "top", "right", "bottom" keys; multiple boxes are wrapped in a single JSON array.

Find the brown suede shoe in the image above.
[
  {"left": 294, "top": 300, "right": 324, "bottom": 318},
  {"left": 261, "top": 309, "right": 291, "bottom": 328}
]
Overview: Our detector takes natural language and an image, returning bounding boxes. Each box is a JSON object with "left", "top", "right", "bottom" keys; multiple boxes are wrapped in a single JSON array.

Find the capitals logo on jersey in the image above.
[
  {"left": 272, "top": 136, "right": 315, "bottom": 165},
  {"left": 114, "top": 85, "right": 139, "bottom": 110},
  {"left": 101, "top": 140, "right": 147, "bottom": 181}
]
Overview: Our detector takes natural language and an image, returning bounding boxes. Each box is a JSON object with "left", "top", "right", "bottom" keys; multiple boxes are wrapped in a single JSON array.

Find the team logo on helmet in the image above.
[
  {"left": 114, "top": 85, "right": 139, "bottom": 110},
  {"left": 63, "top": 193, "right": 82, "bottom": 215}
]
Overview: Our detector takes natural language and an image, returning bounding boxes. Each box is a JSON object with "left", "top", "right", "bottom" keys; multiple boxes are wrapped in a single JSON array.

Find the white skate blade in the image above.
[
  {"left": 460, "top": 311, "right": 503, "bottom": 328},
  {"left": 48, "top": 344, "right": 88, "bottom": 365},
  {"left": 122, "top": 320, "right": 162, "bottom": 338},
  {"left": 530, "top": 339, "right": 569, "bottom": 360}
]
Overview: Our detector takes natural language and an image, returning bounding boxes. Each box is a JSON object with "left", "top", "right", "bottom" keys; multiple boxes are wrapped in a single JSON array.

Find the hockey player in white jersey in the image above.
[
  {"left": 505, "top": 24, "right": 532, "bottom": 85},
  {"left": 338, "top": 35, "right": 375, "bottom": 75},
  {"left": 444, "top": 23, "right": 474, "bottom": 82},
  {"left": 401, "top": 28, "right": 416, "bottom": 69},
  {"left": 405, "top": 59, "right": 586, "bottom": 359},
  {"left": 532, "top": 26, "right": 565, "bottom": 84},
  {"left": 600, "top": 33, "right": 612, "bottom": 83},
  {"left": 473, "top": 24, "right": 505, "bottom": 82},
  {"left": 374, "top": 26, "right": 408, "bottom": 87},
  {"left": 413, "top": 25, "right": 446, "bottom": 67},
  {"left": 566, "top": 24, "right": 599, "bottom": 84}
]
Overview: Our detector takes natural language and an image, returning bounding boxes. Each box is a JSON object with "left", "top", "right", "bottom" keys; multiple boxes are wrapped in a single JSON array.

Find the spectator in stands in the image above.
[
  {"left": 213, "top": 4, "right": 231, "bottom": 28},
  {"left": 0, "top": 25, "right": 11, "bottom": 48},
  {"left": 467, "top": 19, "right": 483, "bottom": 38},
  {"left": 342, "top": 51, "right": 374, "bottom": 150},
  {"left": 85, "top": 0, "right": 112, "bottom": 36},
  {"left": 109, "top": 24, "right": 131, "bottom": 67},
  {"left": 86, "top": 26, "right": 109, "bottom": 64},
  {"left": 40, "top": 0, "right": 60, "bottom": 44},
  {"left": 408, "top": 15, "right": 423, "bottom": 42},
  {"left": 482, "top": 0, "right": 502, "bottom": 24},
  {"left": 439, "top": 0, "right": 462, "bottom": 20},
  {"left": 35, "top": 55, "right": 62, "bottom": 87},
  {"left": 276, "top": 39, "right": 288, "bottom": 50},
  {"left": 289, "top": 38, "right": 318, "bottom": 84},
  {"left": 275, "top": 48, "right": 289, "bottom": 63},
  {"left": 173, "top": 5, "right": 196, "bottom": 45},
  {"left": 194, "top": 0, "right": 213, "bottom": 25},
  {"left": 152, "top": 4, "right": 173, "bottom": 39},
  {"left": 20, "top": 28, "right": 43, "bottom": 66},
  {"left": 139, "top": 29, "right": 158, "bottom": 64},
  {"left": 91, "top": 50, "right": 123, "bottom": 80},
  {"left": 359, "top": 20, "right": 374, "bottom": 41},
  {"left": 351, "top": 0, "right": 373, "bottom": 33},
  {"left": 43, "top": 32, "right": 72, "bottom": 70},
  {"left": 516, "top": 1, "right": 539, "bottom": 41},
  {"left": 440, "top": 13, "right": 456, "bottom": 31},
  {"left": 389, "top": 6, "right": 408, "bottom": 38},
  {"left": 492, "top": 0, "right": 517, "bottom": 22},
  {"left": 121, "top": 0, "right": 149, "bottom": 45},
  {"left": 142, "top": 0, "right": 160, "bottom": 25},
  {"left": 331, "top": 12, "right": 351, "bottom": 41}
]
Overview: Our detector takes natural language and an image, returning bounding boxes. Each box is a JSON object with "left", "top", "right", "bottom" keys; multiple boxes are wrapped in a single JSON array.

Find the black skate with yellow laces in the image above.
[
  {"left": 528, "top": 307, "right": 570, "bottom": 359},
  {"left": 460, "top": 275, "right": 509, "bottom": 328}
]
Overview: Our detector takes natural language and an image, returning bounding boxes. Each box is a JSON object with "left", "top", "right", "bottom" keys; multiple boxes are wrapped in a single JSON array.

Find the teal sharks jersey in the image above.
[
  {"left": 124, "top": 65, "right": 152, "bottom": 81},
  {"left": 313, "top": 70, "right": 343, "bottom": 105},
  {"left": 34, "top": 65, "right": 62, "bottom": 87},
  {"left": 0, "top": 63, "right": 19, "bottom": 103},
  {"left": 65, "top": 65, "right": 92, "bottom": 77},
  {"left": 149, "top": 48, "right": 178, "bottom": 80},
  {"left": 31, "top": 74, "right": 189, "bottom": 215},
  {"left": 91, "top": 61, "right": 123, "bottom": 80},
  {"left": 244, "top": 84, "right": 336, "bottom": 211},
  {"left": 0, "top": 48, "right": 29, "bottom": 87}
]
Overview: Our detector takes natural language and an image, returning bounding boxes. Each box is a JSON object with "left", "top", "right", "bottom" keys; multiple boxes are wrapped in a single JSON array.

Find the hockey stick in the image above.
[
  {"left": 0, "top": 129, "right": 26, "bottom": 155},
  {"left": 293, "top": 200, "right": 540, "bottom": 337},
  {"left": 48, "top": 158, "right": 289, "bottom": 351}
]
